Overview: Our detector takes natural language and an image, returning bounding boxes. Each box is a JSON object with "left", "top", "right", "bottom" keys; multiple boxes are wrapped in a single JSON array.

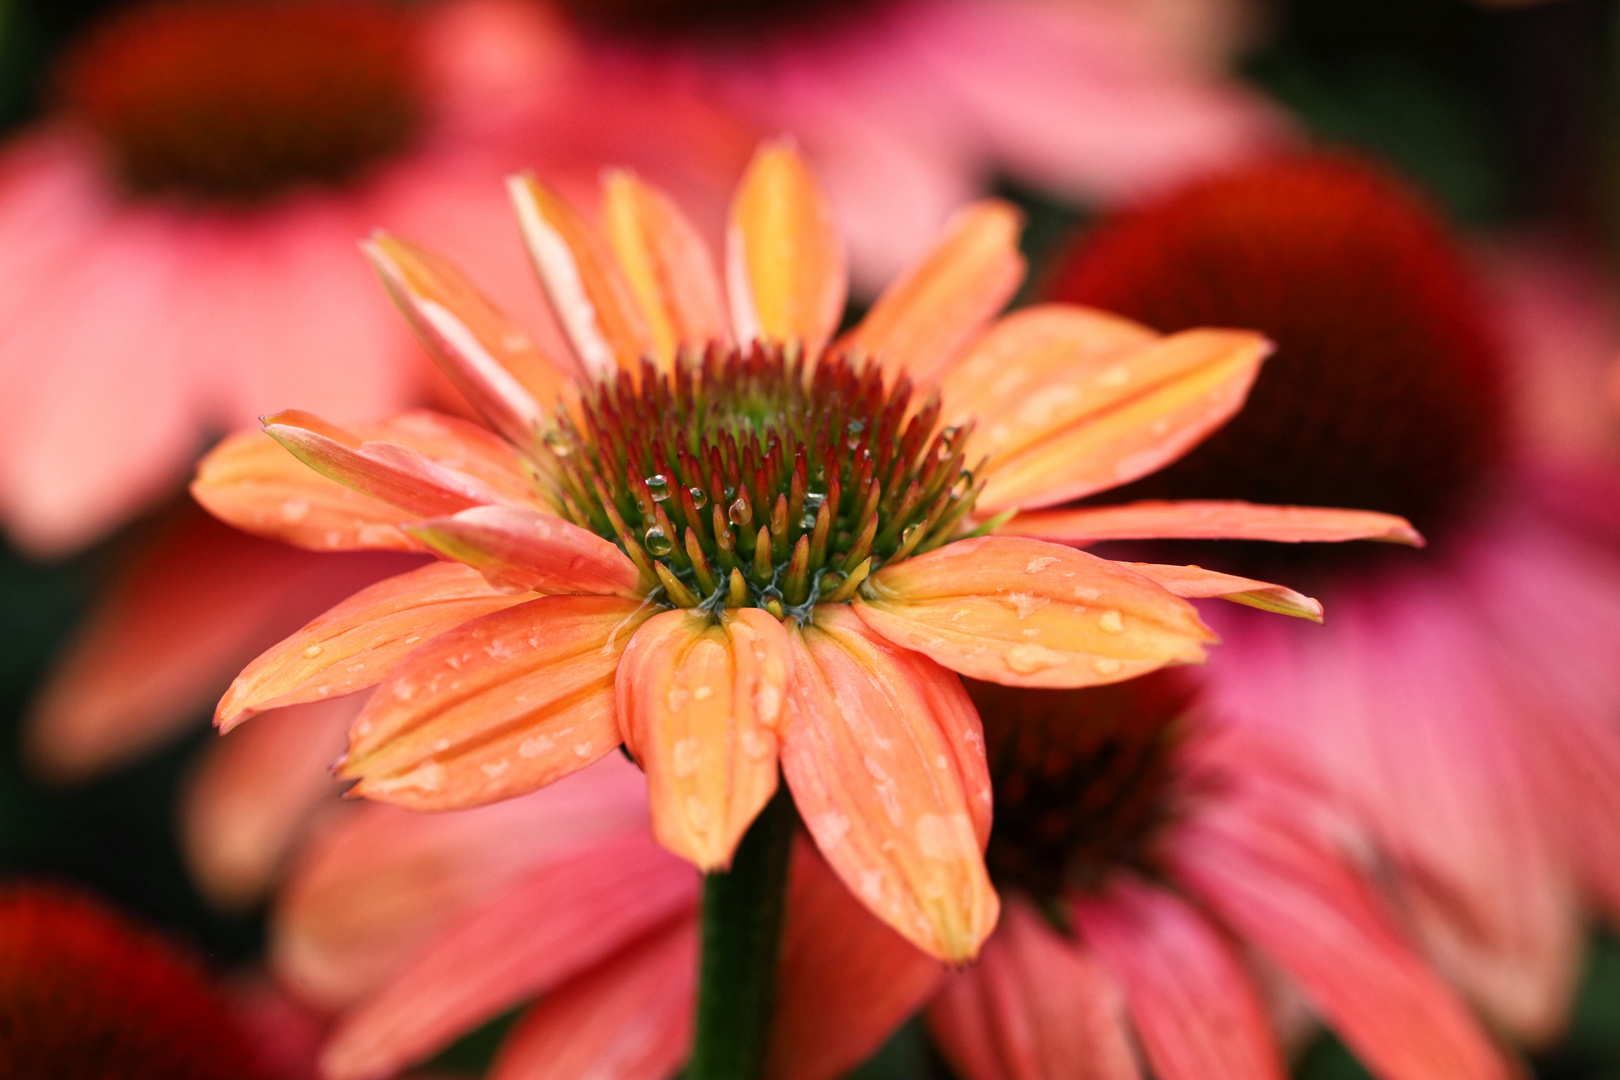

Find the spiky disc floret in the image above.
[{"left": 537, "top": 343, "right": 986, "bottom": 618}]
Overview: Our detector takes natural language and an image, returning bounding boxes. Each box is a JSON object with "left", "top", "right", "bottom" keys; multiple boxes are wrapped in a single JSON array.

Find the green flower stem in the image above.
[{"left": 688, "top": 784, "right": 797, "bottom": 1080}]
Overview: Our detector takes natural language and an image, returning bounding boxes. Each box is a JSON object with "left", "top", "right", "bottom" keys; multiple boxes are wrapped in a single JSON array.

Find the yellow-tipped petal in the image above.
[
  {"left": 602, "top": 170, "right": 730, "bottom": 367},
  {"left": 842, "top": 200, "right": 1025, "bottom": 385},
  {"left": 726, "top": 139, "right": 846, "bottom": 355},
  {"left": 509, "top": 174, "right": 651, "bottom": 378}
]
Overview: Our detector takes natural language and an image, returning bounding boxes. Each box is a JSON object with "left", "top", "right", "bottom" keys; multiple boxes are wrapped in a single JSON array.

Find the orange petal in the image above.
[
  {"left": 780, "top": 605, "right": 997, "bottom": 962},
  {"left": 841, "top": 200, "right": 1025, "bottom": 386},
  {"left": 602, "top": 170, "right": 730, "bottom": 367},
  {"left": 263, "top": 410, "right": 518, "bottom": 519},
  {"left": 618, "top": 608, "right": 789, "bottom": 870},
  {"left": 768, "top": 839, "right": 945, "bottom": 1080},
  {"left": 727, "top": 139, "right": 846, "bottom": 354},
  {"left": 855, "top": 537, "right": 1215, "bottom": 688},
  {"left": 1000, "top": 500, "right": 1424, "bottom": 547},
  {"left": 938, "top": 306, "right": 1270, "bottom": 511},
  {"left": 1127, "top": 563, "right": 1323, "bottom": 622},
  {"left": 404, "top": 505, "right": 646, "bottom": 597},
  {"left": 509, "top": 174, "right": 651, "bottom": 378},
  {"left": 216, "top": 562, "right": 530, "bottom": 732},
  {"left": 192, "top": 427, "right": 419, "bottom": 552},
  {"left": 339, "top": 595, "right": 655, "bottom": 811},
  {"left": 366, "top": 232, "right": 574, "bottom": 445}
]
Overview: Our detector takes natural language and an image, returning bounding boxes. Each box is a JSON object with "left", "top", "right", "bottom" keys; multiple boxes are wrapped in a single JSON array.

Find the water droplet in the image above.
[
  {"left": 688, "top": 487, "right": 708, "bottom": 509},
  {"left": 728, "top": 498, "right": 749, "bottom": 525},
  {"left": 845, "top": 419, "right": 866, "bottom": 448},
  {"left": 803, "top": 492, "right": 826, "bottom": 512},
  {"left": 901, "top": 522, "right": 924, "bottom": 548},
  {"left": 301, "top": 644, "right": 323, "bottom": 658},
  {"left": 953, "top": 472, "right": 974, "bottom": 496},
  {"left": 542, "top": 430, "right": 571, "bottom": 457},
  {"left": 645, "top": 474, "right": 672, "bottom": 501},
  {"left": 1098, "top": 609, "right": 1125, "bottom": 634},
  {"left": 941, "top": 425, "right": 961, "bottom": 448},
  {"left": 644, "top": 526, "right": 673, "bottom": 556}
]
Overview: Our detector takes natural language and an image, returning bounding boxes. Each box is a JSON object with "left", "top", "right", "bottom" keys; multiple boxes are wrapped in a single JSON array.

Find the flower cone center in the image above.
[
  {"left": 972, "top": 673, "right": 1191, "bottom": 902},
  {"left": 538, "top": 344, "right": 982, "bottom": 616},
  {"left": 61, "top": 0, "right": 422, "bottom": 204},
  {"left": 0, "top": 886, "right": 262, "bottom": 1080},
  {"left": 1048, "top": 154, "right": 1506, "bottom": 570}
]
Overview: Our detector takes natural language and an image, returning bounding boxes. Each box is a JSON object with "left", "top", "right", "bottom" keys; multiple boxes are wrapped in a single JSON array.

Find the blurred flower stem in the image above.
[{"left": 689, "top": 785, "right": 796, "bottom": 1080}]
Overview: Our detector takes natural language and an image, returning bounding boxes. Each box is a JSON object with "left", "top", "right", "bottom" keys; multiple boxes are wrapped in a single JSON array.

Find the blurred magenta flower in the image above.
[
  {"left": 550, "top": 0, "right": 1286, "bottom": 289},
  {"left": 0, "top": 0, "right": 753, "bottom": 555},
  {"left": 1045, "top": 153, "right": 1620, "bottom": 1042},
  {"left": 263, "top": 677, "right": 1509, "bottom": 1080}
]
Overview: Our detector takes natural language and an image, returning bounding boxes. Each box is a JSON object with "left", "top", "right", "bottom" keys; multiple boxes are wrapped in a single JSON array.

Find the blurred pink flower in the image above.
[
  {"left": 0, "top": 0, "right": 752, "bottom": 555},
  {"left": 1045, "top": 154, "right": 1620, "bottom": 1042},
  {"left": 553, "top": 0, "right": 1285, "bottom": 289},
  {"left": 265, "top": 677, "right": 1507, "bottom": 1080}
]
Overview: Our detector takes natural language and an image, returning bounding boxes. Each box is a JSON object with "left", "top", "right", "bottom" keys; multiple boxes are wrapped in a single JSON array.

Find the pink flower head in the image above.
[
  {"left": 265, "top": 677, "right": 1511, "bottom": 1080},
  {"left": 1046, "top": 151, "right": 1620, "bottom": 1042},
  {"left": 193, "top": 142, "right": 1414, "bottom": 961},
  {"left": 0, "top": 0, "right": 752, "bottom": 555}
]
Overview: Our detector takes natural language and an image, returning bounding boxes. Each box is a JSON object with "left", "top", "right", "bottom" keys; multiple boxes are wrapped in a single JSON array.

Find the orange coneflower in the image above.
[{"left": 194, "top": 140, "right": 1413, "bottom": 962}]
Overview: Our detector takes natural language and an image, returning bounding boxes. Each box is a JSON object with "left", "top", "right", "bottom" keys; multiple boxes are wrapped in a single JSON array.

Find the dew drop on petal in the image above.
[
  {"left": 645, "top": 474, "right": 672, "bottom": 501},
  {"left": 673, "top": 737, "right": 700, "bottom": 778},
  {"left": 728, "top": 498, "right": 749, "bottom": 525},
  {"left": 1099, "top": 609, "right": 1125, "bottom": 634},
  {"left": 644, "top": 526, "right": 673, "bottom": 556},
  {"left": 301, "top": 644, "right": 323, "bottom": 658},
  {"left": 1005, "top": 644, "right": 1066, "bottom": 674},
  {"left": 543, "top": 430, "right": 571, "bottom": 457},
  {"left": 688, "top": 486, "right": 708, "bottom": 509},
  {"left": 1093, "top": 658, "right": 1124, "bottom": 676}
]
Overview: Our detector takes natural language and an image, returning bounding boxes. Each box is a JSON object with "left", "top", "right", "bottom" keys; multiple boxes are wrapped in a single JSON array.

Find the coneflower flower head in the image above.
[{"left": 60, "top": 0, "right": 421, "bottom": 203}]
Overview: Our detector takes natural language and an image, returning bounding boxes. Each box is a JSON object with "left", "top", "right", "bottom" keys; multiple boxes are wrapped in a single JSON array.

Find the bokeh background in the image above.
[{"left": 2, "top": 0, "right": 1618, "bottom": 1076}]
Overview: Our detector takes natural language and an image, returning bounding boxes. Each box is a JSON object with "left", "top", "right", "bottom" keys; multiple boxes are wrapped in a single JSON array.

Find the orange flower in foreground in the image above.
[{"left": 195, "top": 141, "right": 1415, "bottom": 961}]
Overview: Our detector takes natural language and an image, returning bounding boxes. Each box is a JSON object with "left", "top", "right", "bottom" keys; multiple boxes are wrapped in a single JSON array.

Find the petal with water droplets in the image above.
[
  {"left": 855, "top": 537, "right": 1214, "bottom": 688},
  {"left": 339, "top": 594, "right": 654, "bottom": 811},
  {"left": 780, "top": 605, "right": 997, "bottom": 963},
  {"left": 618, "top": 608, "right": 789, "bottom": 871},
  {"left": 216, "top": 562, "right": 530, "bottom": 731}
]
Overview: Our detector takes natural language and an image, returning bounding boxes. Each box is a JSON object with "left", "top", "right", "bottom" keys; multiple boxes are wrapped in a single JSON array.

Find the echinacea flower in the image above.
[
  {"left": 547, "top": 0, "right": 1285, "bottom": 288},
  {"left": 264, "top": 678, "right": 1511, "bottom": 1080},
  {"left": 195, "top": 141, "right": 1414, "bottom": 962},
  {"left": 0, "top": 883, "right": 278, "bottom": 1080},
  {"left": 1044, "top": 151, "right": 1620, "bottom": 1042},
  {"left": 0, "top": 0, "right": 750, "bottom": 554}
]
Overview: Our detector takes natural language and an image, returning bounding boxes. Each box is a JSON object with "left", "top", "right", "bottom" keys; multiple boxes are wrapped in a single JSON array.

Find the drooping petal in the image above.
[
  {"left": 779, "top": 605, "right": 996, "bottom": 962},
  {"left": 275, "top": 757, "right": 652, "bottom": 1009},
  {"left": 938, "top": 308, "right": 1270, "bottom": 511},
  {"left": 490, "top": 918, "right": 696, "bottom": 1080},
  {"left": 192, "top": 427, "right": 419, "bottom": 552},
  {"left": 727, "top": 139, "right": 847, "bottom": 354},
  {"left": 841, "top": 200, "right": 1025, "bottom": 386},
  {"left": 926, "top": 899, "right": 1140, "bottom": 1080},
  {"left": 1127, "top": 563, "right": 1322, "bottom": 622},
  {"left": 602, "top": 170, "right": 730, "bottom": 367},
  {"left": 262, "top": 410, "right": 516, "bottom": 519},
  {"left": 183, "top": 696, "right": 356, "bottom": 909},
  {"left": 1169, "top": 812, "right": 1511, "bottom": 1080},
  {"left": 403, "top": 504, "right": 646, "bottom": 597},
  {"left": 216, "top": 561, "right": 529, "bottom": 731},
  {"left": 509, "top": 174, "right": 651, "bottom": 378},
  {"left": 855, "top": 537, "right": 1214, "bottom": 688},
  {"left": 339, "top": 594, "right": 655, "bottom": 811},
  {"left": 1074, "top": 881, "right": 1286, "bottom": 1080},
  {"left": 999, "top": 500, "right": 1423, "bottom": 547},
  {"left": 321, "top": 832, "right": 698, "bottom": 1080},
  {"left": 618, "top": 608, "right": 790, "bottom": 870},
  {"left": 365, "top": 232, "right": 573, "bottom": 445},
  {"left": 768, "top": 840, "right": 945, "bottom": 1080}
]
